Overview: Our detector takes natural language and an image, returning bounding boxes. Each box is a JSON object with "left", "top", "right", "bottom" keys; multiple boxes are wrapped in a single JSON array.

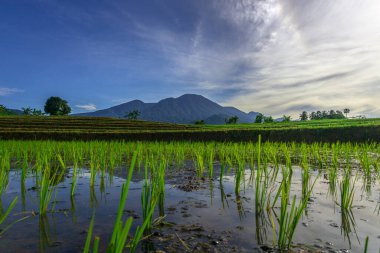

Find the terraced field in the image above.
[{"left": 0, "top": 116, "right": 380, "bottom": 142}]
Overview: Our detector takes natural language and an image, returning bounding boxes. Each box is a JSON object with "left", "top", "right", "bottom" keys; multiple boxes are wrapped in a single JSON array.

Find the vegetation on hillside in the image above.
[
  {"left": 125, "top": 110, "right": 140, "bottom": 120},
  {"left": 0, "top": 105, "right": 17, "bottom": 116}
]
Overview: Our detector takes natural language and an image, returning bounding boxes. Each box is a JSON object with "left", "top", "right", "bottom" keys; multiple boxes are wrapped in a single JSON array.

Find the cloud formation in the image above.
[
  {"left": 1, "top": 1, "right": 379, "bottom": 117},
  {"left": 76, "top": 104, "right": 97, "bottom": 111},
  {"left": 123, "top": 0, "right": 380, "bottom": 117},
  {"left": 0, "top": 87, "right": 24, "bottom": 96}
]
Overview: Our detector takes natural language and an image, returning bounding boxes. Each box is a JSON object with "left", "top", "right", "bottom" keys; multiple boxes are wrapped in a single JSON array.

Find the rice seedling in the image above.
[
  {"left": 141, "top": 166, "right": 156, "bottom": 233},
  {"left": 194, "top": 149, "right": 205, "bottom": 177},
  {"left": 0, "top": 151, "right": 10, "bottom": 197},
  {"left": 107, "top": 151, "right": 139, "bottom": 252},
  {"left": 234, "top": 158, "right": 245, "bottom": 196},
  {"left": 82, "top": 151, "right": 157, "bottom": 253},
  {"left": 83, "top": 213, "right": 98, "bottom": 253},
  {"left": 39, "top": 166, "right": 54, "bottom": 215},
  {"left": 300, "top": 152, "right": 310, "bottom": 200},
  {"left": 0, "top": 197, "right": 17, "bottom": 235},
  {"left": 1, "top": 139, "right": 380, "bottom": 252},
  {"left": 89, "top": 150, "right": 98, "bottom": 188},
  {"left": 255, "top": 135, "right": 268, "bottom": 214},
  {"left": 71, "top": 166, "right": 78, "bottom": 197},
  {"left": 155, "top": 158, "right": 166, "bottom": 217},
  {"left": 39, "top": 155, "right": 65, "bottom": 215},
  {"left": 273, "top": 166, "right": 317, "bottom": 250},
  {"left": 208, "top": 148, "right": 214, "bottom": 178},
  {"left": 364, "top": 236, "right": 369, "bottom": 253},
  {"left": 339, "top": 172, "right": 357, "bottom": 211}
]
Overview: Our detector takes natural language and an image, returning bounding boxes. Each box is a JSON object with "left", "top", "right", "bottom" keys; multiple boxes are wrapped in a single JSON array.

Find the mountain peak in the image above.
[
  {"left": 178, "top": 94, "right": 205, "bottom": 99},
  {"left": 74, "top": 94, "right": 259, "bottom": 124}
]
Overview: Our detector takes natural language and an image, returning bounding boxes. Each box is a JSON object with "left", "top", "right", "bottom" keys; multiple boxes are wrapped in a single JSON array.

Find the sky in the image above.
[{"left": 1, "top": 0, "right": 380, "bottom": 117}]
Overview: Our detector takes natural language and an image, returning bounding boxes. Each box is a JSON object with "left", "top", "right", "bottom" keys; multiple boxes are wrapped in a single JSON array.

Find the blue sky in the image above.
[{"left": 1, "top": 0, "right": 380, "bottom": 117}]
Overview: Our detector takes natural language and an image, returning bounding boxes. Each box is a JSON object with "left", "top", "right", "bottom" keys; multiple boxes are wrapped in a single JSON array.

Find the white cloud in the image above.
[
  {"left": 75, "top": 104, "right": 97, "bottom": 111},
  {"left": 0, "top": 87, "right": 24, "bottom": 96}
]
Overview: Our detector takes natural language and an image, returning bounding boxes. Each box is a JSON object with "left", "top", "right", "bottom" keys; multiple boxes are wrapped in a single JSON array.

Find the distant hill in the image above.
[
  {"left": 75, "top": 94, "right": 259, "bottom": 124},
  {"left": 0, "top": 107, "right": 22, "bottom": 115},
  {"left": 9, "top": 109, "right": 22, "bottom": 115}
]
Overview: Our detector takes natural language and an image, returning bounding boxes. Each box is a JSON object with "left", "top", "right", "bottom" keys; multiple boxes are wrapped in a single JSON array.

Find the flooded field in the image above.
[{"left": 0, "top": 141, "right": 380, "bottom": 252}]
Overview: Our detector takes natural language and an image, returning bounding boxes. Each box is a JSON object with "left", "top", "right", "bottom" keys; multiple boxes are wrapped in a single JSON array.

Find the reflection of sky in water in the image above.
[{"left": 0, "top": 167, "right": 379, "bottom": 252}]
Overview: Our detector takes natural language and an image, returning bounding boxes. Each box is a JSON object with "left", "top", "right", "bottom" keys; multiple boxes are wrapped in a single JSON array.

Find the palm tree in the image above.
[{"left": 343, "top": 108, "right": 350, "bottom": 118}]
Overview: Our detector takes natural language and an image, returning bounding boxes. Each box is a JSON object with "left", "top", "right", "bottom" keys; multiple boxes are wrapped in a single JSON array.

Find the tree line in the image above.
[
  {"left": 300, "top": 108, "right": 350, "bottom": 121},
  {"left": 1, "top": 96, "right": 71, "bottom": 116}
]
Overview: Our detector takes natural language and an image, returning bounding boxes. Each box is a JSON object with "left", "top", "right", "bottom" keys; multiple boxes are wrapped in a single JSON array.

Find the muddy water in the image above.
[{"left": 0, "top": 165, "right": 379, "bottom": 252}]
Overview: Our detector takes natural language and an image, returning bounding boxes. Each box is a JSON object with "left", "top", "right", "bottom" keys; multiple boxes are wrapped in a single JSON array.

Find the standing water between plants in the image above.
[{"left": 0, "top": 141, "right": 379, "bottom": 252}]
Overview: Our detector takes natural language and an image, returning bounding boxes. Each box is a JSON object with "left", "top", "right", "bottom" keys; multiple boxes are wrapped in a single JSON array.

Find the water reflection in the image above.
[
  {"left": 0, "top": 165, "right": 378, "bottom": 253},
  {"left": 90, "top": 186, "right": 98, "bottom": 208},
  {"left": 340, "top": 209, "right": 359, "bottom": 248},
  {"left": 39, "top": 215, "right": 56, "bottom": 252},
  {"left": 219, "top": 182, "right": 229, "bottom": 209}
]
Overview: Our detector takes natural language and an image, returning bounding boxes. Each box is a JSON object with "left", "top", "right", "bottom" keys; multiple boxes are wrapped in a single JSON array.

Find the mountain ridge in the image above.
[{"left": 74, "top": 94, "right": 259, "bottom": 124}]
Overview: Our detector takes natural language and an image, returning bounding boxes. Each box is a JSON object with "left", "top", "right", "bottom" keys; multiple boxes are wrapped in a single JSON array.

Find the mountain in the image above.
[
  {"left": 74, "top": 94, "right": 259, "bottom": 124},
  {"left": 78, "top": 100, "right": 154, "bottom": 118}
]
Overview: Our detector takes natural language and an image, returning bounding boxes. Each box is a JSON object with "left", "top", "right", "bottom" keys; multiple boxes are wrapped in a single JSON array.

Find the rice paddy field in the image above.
[
  {"left": 1, "top": 140, "right": 380, "bottom": 252},
  {"left": 1, "top": 116, "right": 380, "bottom": 142}
]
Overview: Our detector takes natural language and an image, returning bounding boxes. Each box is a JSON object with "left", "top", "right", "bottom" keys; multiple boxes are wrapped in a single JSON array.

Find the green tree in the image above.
[
  {"left": 315, "top": 111, "right": 322, "bottom": 119},
  {"left": 0, "top": 105, "right": 16, "bottom": 116},
  {"left": 0, "top": 105, "right": 8, "bottom": 114},
  {"left": 32, "top": 108, "right": 44, "bottom": 116},
  {"left": 254, "top": 113, "right": 264, "bottom": 123},
  {"left": 194, "top": 120, "right": 205, "bottom": 125},
  {"left": 44, "top": 97, "right": 71, "bottom": 116},
  {"left": 264, "top": 116, "right": 274, "bottom": 123},
  {"left": 225, "top": 116, "right": 239, "bottom": 124},
  {"left": 22, "top": 107, "right": 32, "bottom": 115},
  {"left": 343, "top": 108, "right": 350, "bottom": 118},
  {"left": 282, "top": 115, "right": 291, "bottom": 122},
  {"left": 300, "top": 111, "right": 308, "bottom": 121},
  {"left": 23, "top": 107, "right": 44, "bottom": 116},
  {"left": 125, "top": 110, "right": 140, "bottom": 120}
]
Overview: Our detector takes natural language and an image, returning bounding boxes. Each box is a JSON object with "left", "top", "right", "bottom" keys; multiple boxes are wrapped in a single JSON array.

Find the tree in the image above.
[
  {"left": 300, "top": 111, "right": 308, "bottom": 121},
  {"left": 22, "top": 107, "right": 44, "bottom": 116},
  {"left": 264, "top": 116, "right": 274, "bottom": 123},
  {"left": 31, "top": 108, "right": 44, "bottom": 116},
  {"left": 0, "top": 105, "right": 8, "bottom": 114},
  {"left": 0, "top": 105, "right": 16, "bottom": 116},
  {"left": 125, "top": 110, "right": 140, "bottom": 120},
  {"left": 254, "top": 113, "right": 264, "bottom": 123},
  {"left": 282, "top": 115, "right": 291, "bottom": 122},
  {"left": 225, "top": 116, "right": 239, "bottom": 124},
  {"left": 344, "top": 108, "right": 350, "bottom": 118},
  {"left": 44, "top": 97, "right": 71, "bottom": 116},
  {"left": 22, "top": 107, "right": 33, "bottom": 115},
  {"left": 194, "top": 120, "right": 205, "bottom": 125},
  {"left": 315, "top": 111, "right": 322, "bottom": 119}
]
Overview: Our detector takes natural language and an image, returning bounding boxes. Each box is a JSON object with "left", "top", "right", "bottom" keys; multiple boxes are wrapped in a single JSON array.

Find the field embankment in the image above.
[{"left": 1, "top": 116, "right": 380, "bottom": 142}]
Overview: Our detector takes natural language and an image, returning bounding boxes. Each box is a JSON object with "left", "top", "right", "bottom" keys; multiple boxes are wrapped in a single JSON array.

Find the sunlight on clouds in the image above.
[
  {"left": 220, "top": 0, "right": 380, "bottom": 118},
  {"left": 92, "top": 0, "right": 380, "bottom": 117}
]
